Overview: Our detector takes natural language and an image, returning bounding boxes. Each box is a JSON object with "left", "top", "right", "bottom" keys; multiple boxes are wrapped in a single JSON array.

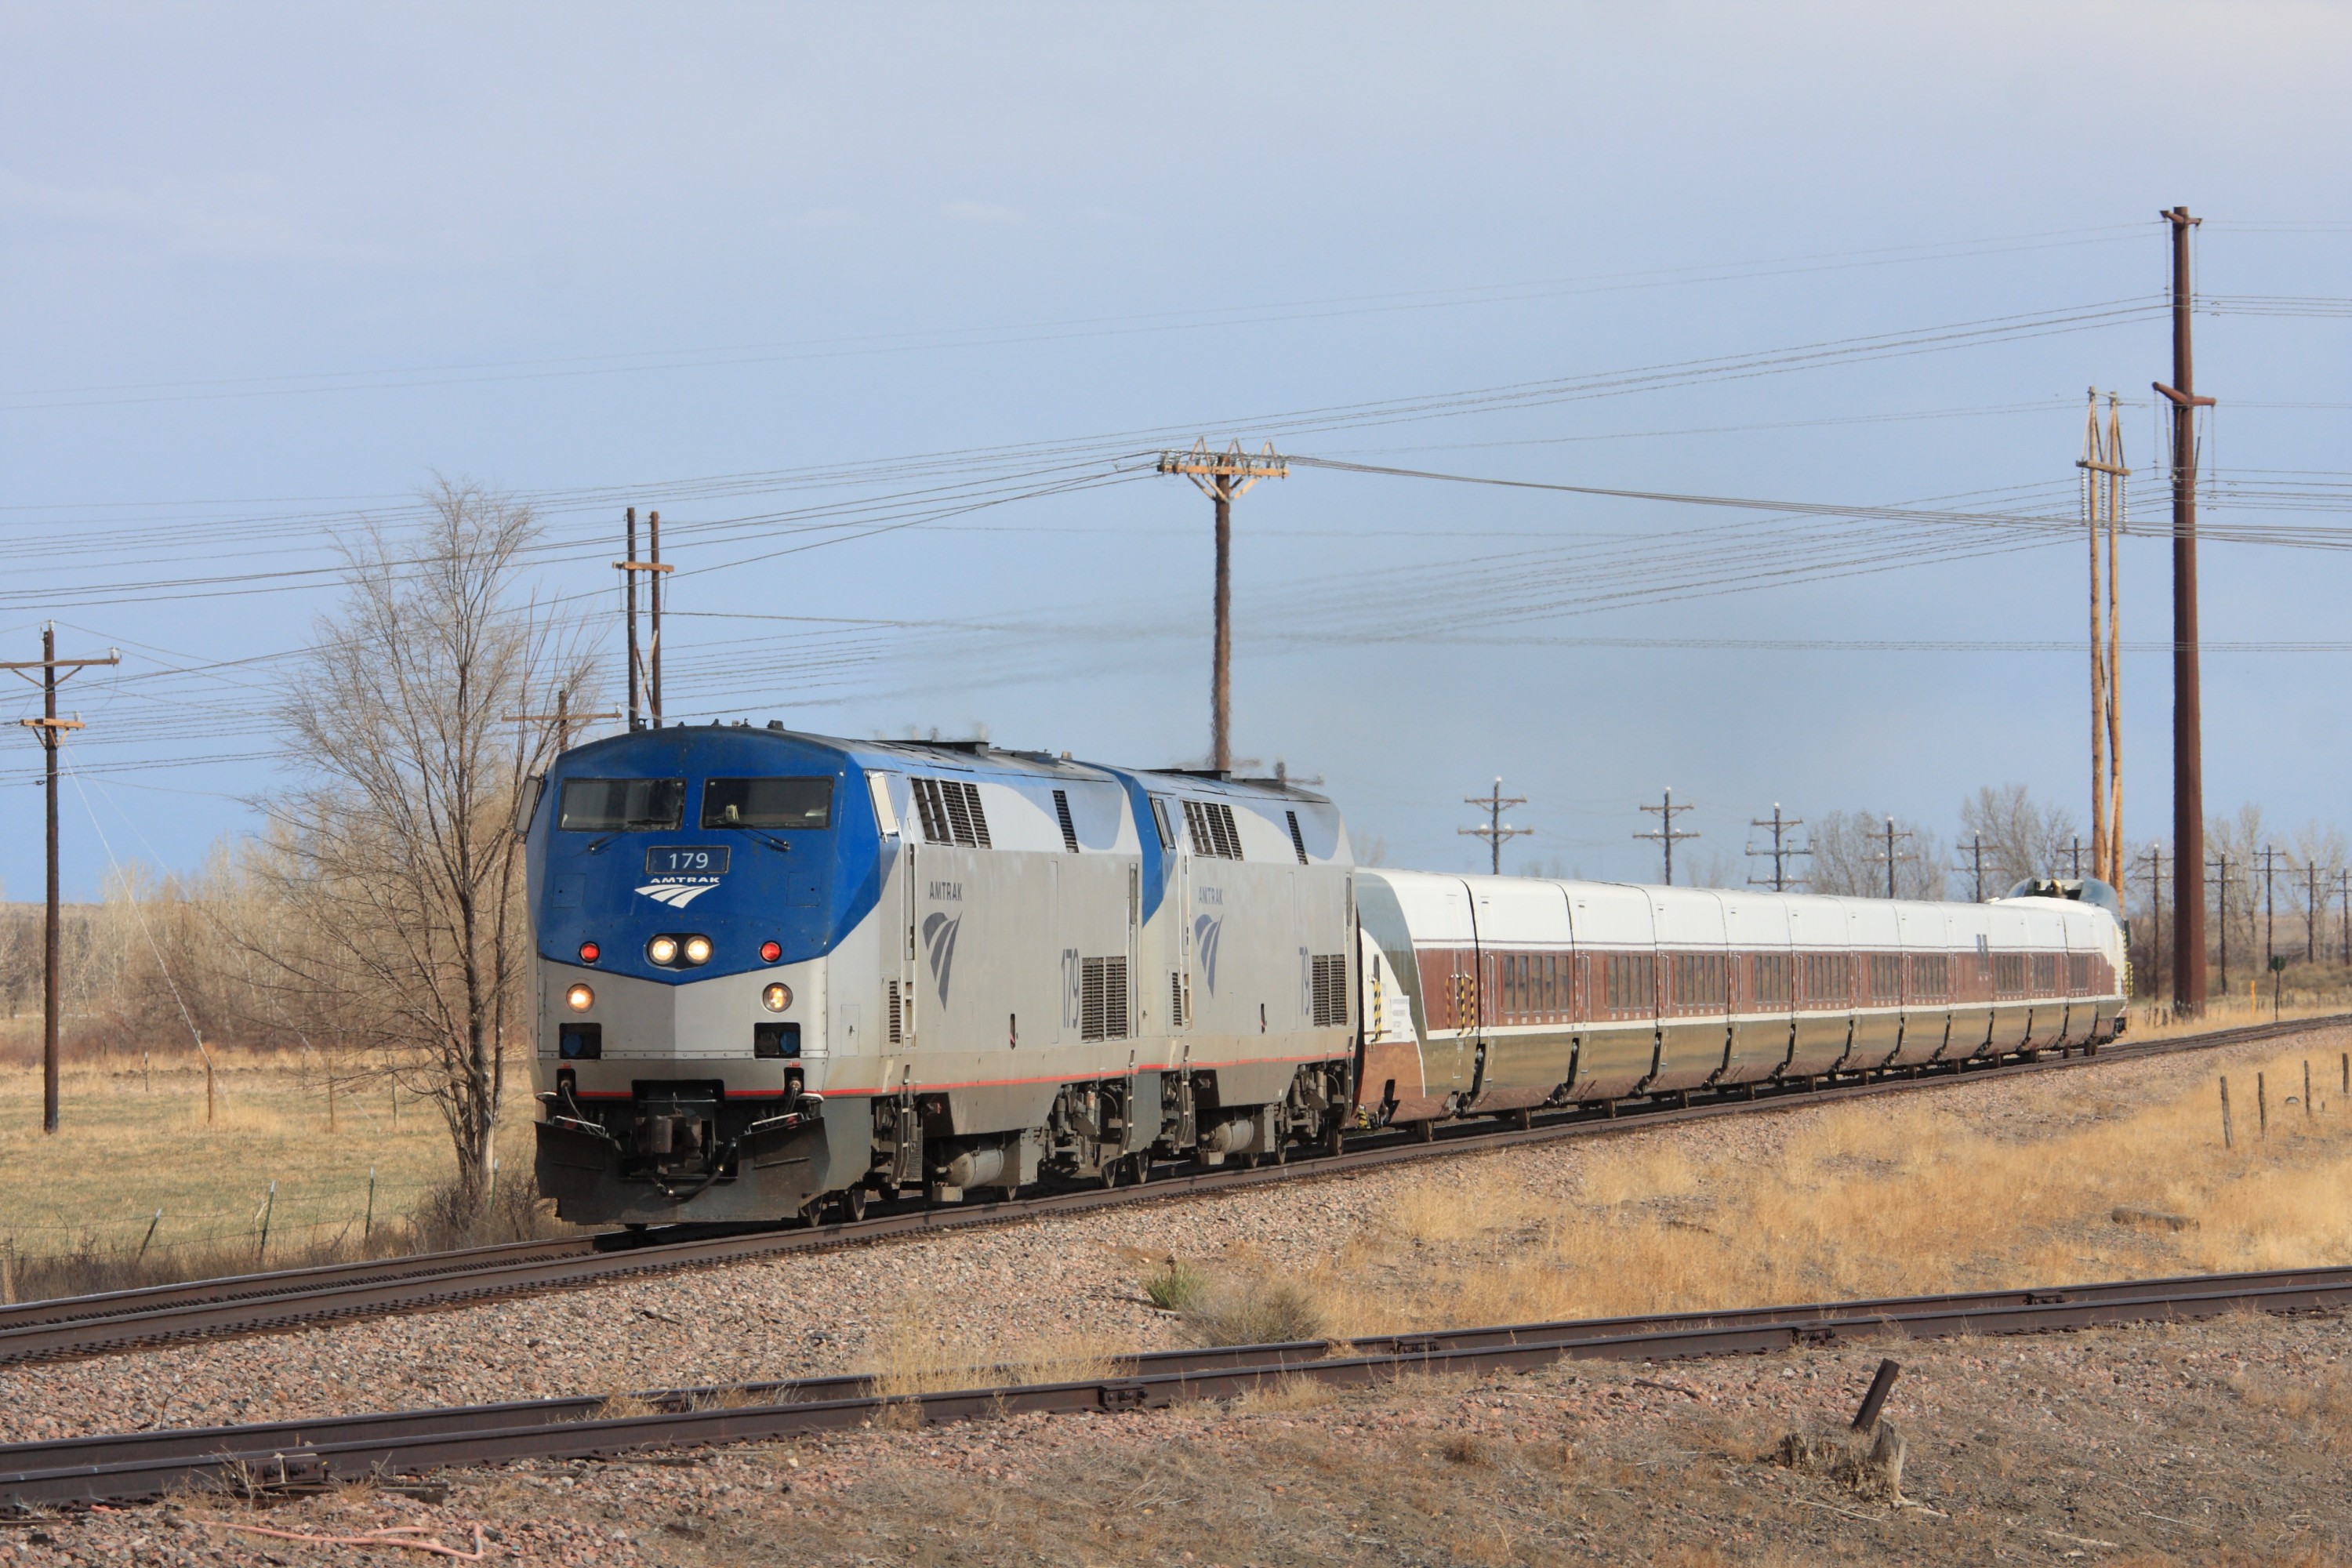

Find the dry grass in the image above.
[
  {"left": 1229, "top": 1373, "right": 1338, "bottom": 1414},
  {"left": 1193, "top": 1039, "right": 2352, "bottom": 1338},
  {"left": 2126, "top": 989, "right": 2351, "bottom": 1042},
  {"left": 864, "top": 1291, "right": 1124, "bottom": 1396},
  {"left": 0, "top": 1044, "right": 557, "bottom": 1300}
]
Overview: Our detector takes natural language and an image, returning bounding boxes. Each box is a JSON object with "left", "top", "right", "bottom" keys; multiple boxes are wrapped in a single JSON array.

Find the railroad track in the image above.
[
  {"left": 2, "top": 1011, "right": 2340, "bottom": 1370},
  {"left": 6, "top": 1261, "right": 2351, "bottom": 1508}
]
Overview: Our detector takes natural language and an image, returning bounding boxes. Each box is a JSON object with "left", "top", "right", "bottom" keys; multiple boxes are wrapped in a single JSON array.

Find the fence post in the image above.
[
  {"left": 142, "top": 1051, "right": 151, "bottom": 1094},
  {"left": 364, "top": 1168, "right": 376, "bottom": 1243},
  {"left": 2220, "top": 1077, "right": 2234, "bottom": 1149},
  {"left": 327, "top": 1071, "right": 336, "bottom": 1134},
  {"left": 1, "top": 1240, "right": 13, "bottom": 1305},
  {"left": 2306, "top": 1060, "right": 2314, "bottom": 1118},
  {"left": 256, "top": 1181, "right": 276, "bottom": 1265},
  {"left": 2258, "top": 1073, "right": 2269, "bottom": 1138},
  {"left": 205, "top": 1054, "right": 216, "bottom": 1126},
  {"left": 137, "top": 1209, "right": 162, "bottom": 1262}
]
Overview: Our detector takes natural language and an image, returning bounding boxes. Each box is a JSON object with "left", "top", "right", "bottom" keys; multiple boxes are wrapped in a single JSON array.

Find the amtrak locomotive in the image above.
[{"left": 527, "top": 725, "right": 2128, "bottom": 1225}]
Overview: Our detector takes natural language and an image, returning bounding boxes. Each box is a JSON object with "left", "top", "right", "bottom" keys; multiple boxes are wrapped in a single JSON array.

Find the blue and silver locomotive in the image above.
[{"left": 526, "top": 725, "right": 1359, "bottom": 1224}]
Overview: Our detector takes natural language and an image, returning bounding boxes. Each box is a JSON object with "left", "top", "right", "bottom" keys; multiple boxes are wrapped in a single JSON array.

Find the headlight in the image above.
[
  {"left": 762, "top": 982, "right": 793, "bottom": 1013},
  {"left": 565, "top": 983, "right": 594, "bottom": 1012},
  {"left": 683, "top": 935, "right": 713, "bottom": 966},
  {"left": 648, "top": 935, "right": 679, "bottom": 966}
]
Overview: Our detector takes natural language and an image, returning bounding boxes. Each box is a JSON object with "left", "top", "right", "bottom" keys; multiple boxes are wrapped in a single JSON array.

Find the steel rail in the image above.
[
  {"left": 2, "top": 1012, "right": 2339, "bottom": 1368},
  {"left": 6, "top": 1262, "right": 2351, "bottom": 1508}
]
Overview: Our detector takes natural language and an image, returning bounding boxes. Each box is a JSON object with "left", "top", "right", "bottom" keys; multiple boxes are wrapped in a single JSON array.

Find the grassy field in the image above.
[
  {"left": 1149, "top": 1031, "right": 2352, "bottom": 1343},
  {"left": 0, "top": 1024, "right": 544, "bottom": 1294}
]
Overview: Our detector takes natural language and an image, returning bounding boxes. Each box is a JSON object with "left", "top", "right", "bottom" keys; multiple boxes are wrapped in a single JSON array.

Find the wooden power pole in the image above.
[
  {"left": 2078, "top": 389, "right": 2128, "bottom": 888},
  {"left": 2157, "top": 206, "right": 2215, "bottom": 1015},
  {"left": 1156, "top": 440, "right": 1287, "bottom": 771},
  {"left": 1636, "top": 788, "right": 1700, "bottom": 887},
  {"left": 615, "top": 508, "right": 673, "bottom": 731},
  {"left": 1747, "top": 804, "right": 1809, "bottom": 892},
  {"left": 1460, "top": 778, "right": 1531, "bottom": 875},
  {"left": 5, "top": 626, "right": 120, "bottom": 1133}
]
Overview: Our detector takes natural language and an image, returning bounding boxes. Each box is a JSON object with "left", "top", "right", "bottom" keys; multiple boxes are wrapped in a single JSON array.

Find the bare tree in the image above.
[
  {"left": 256, "top": 485, "right": 593, "bottom": 1215},
  {"left": 1958, "top": 784, "right": 2078, "bottom": 894},
  {"left": 2206, "top": 802, "right": 2269, "bottom": 982},
  {"left": 1805, "top": 810, "right": 1947, "bottom": 900}
]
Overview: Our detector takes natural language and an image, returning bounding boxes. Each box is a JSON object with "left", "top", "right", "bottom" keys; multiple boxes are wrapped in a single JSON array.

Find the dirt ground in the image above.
[{"left": 8, "top": 1307, "right": 2347, "bottom": 1566}]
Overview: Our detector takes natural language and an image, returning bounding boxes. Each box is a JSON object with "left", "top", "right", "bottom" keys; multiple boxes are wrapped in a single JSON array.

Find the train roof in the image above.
[{"left": 556, "top": 723, "right": 1332, "bottom": 804}]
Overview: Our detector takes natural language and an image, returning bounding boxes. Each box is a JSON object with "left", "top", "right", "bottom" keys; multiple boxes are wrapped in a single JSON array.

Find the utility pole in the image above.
[
  {"left": 650, "top": 510, "right": 664, "bottom": 728},
  {"left": 2069, "top": 837, "right": 2084, "bottom": 880},
  {"left": 2078, "top": 389, "right": 2128, "bottom": 887},
  {"left": 1959, "top": 833, "right": 1987, "bottom": 903},
  {"left": 1459, "top": 778, "right": 1532, "bottom": 876},
  {"left": 1746, "top": 804, "right": 1808, "bottom": 892},
  {"left": 504, "top": 688, "right": 621, "bottom": 759},
  {"left": 2157, "top": 206, "right": 2215, "bottom": 1016},
  {"left": 1882, "top": 816, "right": 1915, "bottom": 900},
  {"left": 615, "top": 508, "right": 673, "bottom": 731},
  {"left": 1156, "top": 439, "right": 1287, "bottom": 772},
  {"left": 2258, "top": 844, "right": 2280, "bottom": 972},
  {"left": 2307, "top": 859, "right": 2321, "bottom": 965},
  {"left": 2208, "top": 851, "right": 2231, "bottom": 994},
  {"left": 2341, "top": 867, "right": 2350, "bottom": 968},
  {"left": 2140, "top": 844, "right": 2167, "bottom": 999},
  {"left": 4, "top": 626, "right": 121, "bottom": 1134},
  {"left": 1635, "top": 787, "right": 1699, "bottom": 886}
]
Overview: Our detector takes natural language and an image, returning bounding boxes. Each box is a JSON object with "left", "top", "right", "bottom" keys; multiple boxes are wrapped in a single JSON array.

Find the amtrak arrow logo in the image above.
[
  {"left": 1193, "top": 914, "right": 1223, "bottom": 995},
  {"left": 637, "top": 883, "right": 717, "bottom": 909},
  {"left": 923, "top": 911, "right": 962, "bottom": 1004}
]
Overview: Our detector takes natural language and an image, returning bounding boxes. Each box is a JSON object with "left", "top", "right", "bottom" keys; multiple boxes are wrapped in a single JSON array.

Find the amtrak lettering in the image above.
[
  {"left": 928, "top": 881, "right": 963, "bottom": 901},
  {"left": 921, "top": 911, "right": 962, "bottom": 1004}
]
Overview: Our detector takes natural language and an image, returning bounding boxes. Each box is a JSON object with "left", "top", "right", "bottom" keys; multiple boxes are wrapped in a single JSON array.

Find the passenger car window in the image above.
[
  {"left": 702, "top": 777, "right": 834, "bottom": 829},
  {"left": 558, "top": 778, "right": 684, "bottom": 832}
]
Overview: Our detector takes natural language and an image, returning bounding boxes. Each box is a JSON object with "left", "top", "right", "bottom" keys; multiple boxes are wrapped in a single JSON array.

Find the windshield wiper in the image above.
[{"left": 741, "top": 830, "right": 793, "bottom": 855}]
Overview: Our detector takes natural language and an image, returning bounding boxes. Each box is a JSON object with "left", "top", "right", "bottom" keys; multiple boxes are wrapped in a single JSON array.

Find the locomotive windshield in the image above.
[
  {"left": 557, "top": 777, "right": 685, "bottom": 832},
  {"left": 702, "top": 777, "right": 833, "bottom": 830}
]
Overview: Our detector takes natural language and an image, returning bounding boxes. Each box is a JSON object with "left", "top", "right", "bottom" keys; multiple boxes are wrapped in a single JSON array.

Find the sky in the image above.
[{"left": 2, "top": 2, "right": 2348, "bottom": 902}]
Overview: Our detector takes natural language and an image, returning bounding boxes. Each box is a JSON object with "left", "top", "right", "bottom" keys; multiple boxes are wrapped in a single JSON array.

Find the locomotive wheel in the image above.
[
  {"left": 1325, "top": 1124, "right": 1345, "bottom": 1156},
  {"left": 1417, "top": 1120, "right": 1436, "bottom": 1144},
  {"left": 841, "top": 1185, "right": 869, "bottom": 1222},
  {"left": 1100, "top": 1156, "right": 1124, "bottom": 1189},
  {"left": 1129, "top": 1154, "right": 1152, "bottom": 1185}
]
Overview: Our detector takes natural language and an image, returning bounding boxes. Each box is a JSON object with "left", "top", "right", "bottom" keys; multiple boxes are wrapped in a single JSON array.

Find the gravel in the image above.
[
  {"left": 0, "top": 1030, "right": 2332, "bottom": 1446},
  {"left": 8, "top": 1309, "right": 2351, "bottom": 1564}
]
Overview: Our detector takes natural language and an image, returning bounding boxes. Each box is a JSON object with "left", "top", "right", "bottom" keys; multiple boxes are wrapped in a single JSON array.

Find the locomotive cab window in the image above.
[
  {"left": 702, "top": 777, "right": 833, "bottom": 830},
  {"left": 558, "top": 778, "right": 684, "bottom": 832}
]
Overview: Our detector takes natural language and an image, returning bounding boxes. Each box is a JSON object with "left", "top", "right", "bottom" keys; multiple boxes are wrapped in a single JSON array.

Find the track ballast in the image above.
[{"left": 0, "top": 1011, "right": 2339, "bottom": 1369}]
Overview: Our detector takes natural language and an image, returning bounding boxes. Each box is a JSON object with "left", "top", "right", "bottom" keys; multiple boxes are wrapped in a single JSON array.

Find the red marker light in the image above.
[
  {"left": 760, "top": 940, "right": 782, "bottom": 964},
  {"left": 578, "top": 941, "right": 601, "bottom": 964}
]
